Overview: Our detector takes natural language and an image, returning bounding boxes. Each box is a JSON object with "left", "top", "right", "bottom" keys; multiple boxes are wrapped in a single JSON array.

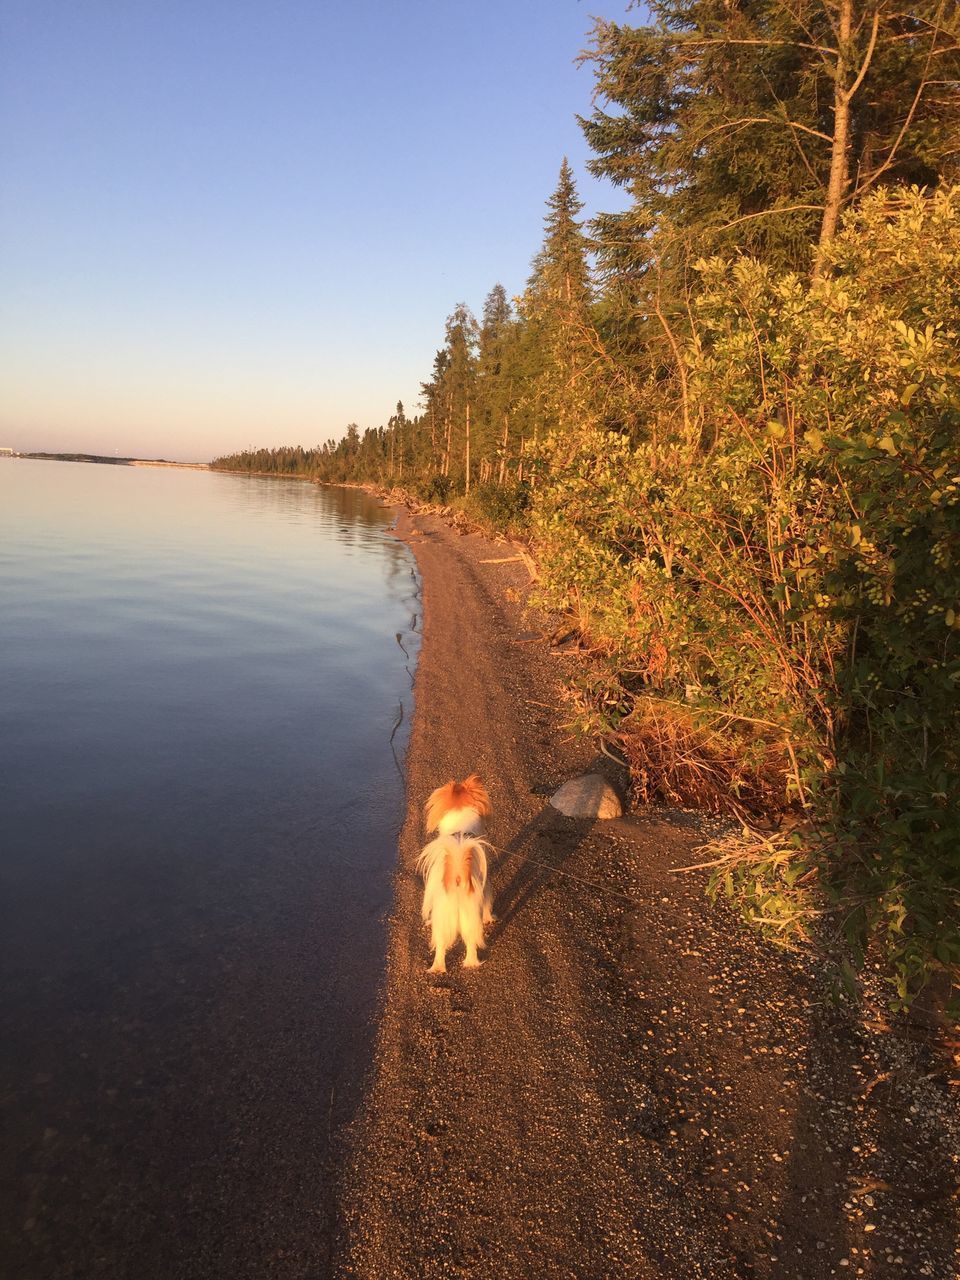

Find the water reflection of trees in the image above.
[
  {"left": 209, "top": 472, "right": 395, "bottom": 545},
  {"left": 206, "top": 472, "right": 418, "bottom": 630}
]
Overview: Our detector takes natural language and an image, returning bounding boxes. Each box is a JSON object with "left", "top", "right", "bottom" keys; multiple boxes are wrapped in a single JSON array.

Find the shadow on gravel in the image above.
[
  {"left": 770, "top": 1034, "right": 853, "bottom": 1277},
  {"left": 751, "top": 912, "right": 959, "bottom": 1280},
  {"left": 490, "top": 806, "right": 598, "bottom": 939},
  {"left": 773, "top": 1009, "right": 958, "bottom": 1279},
  {"left": 492, "top": 754, "right": 630, "bottom": 937}
]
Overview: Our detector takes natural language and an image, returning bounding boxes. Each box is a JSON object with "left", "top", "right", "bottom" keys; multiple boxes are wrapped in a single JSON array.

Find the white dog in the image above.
[{"left": 416, "top": 775, "right": 493, "bottom": 972}]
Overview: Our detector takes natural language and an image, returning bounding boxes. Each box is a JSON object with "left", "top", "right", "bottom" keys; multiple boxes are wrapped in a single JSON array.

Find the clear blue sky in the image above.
[{"left": 1, "top": 0, "right": 633, "bottom": 462}]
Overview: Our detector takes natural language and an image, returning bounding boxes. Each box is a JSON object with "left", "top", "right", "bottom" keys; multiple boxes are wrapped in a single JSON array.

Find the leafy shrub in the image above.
[
  {"left": 457, "top": 480, "right": 532, "bottom": 534},
  {"left": 414, "top": 473, "right": 454, "bottom": 504},
  {"left": 815, "top": 191, "right": 960, "bottom": 1003},
  {"left": 531, "top": 187, "right": 960, "bottom": 1003}
]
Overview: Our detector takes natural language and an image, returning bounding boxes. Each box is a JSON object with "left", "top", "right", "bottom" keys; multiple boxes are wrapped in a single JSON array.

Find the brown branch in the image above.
[
  {"left": 718, "top": 203, "right": 825, "bottom": 232},
  {"left": 652, "top": 291, "right": 692, "bottom": 445},
  {"left": 693, "top": 115, "right": 833, "bottom": 148},
  {"left": 843, "top": 8, "right": 882, "bottom": 102},
  {"left": 856, "top": 0, "right": 949, "bottom": 195},
  {"left": 680, "top": 35, "right": 839, "bottom": 57}
]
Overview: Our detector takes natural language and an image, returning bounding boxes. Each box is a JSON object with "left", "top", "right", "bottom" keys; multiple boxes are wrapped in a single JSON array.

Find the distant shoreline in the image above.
[{"left": 20, "top": 452, "right": 209, "bottom": 470}]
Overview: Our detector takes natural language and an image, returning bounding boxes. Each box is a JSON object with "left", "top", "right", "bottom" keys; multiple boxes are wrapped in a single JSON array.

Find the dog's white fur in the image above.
[{"left": 416, "top": 775, "right": 493, "bottom": 973}]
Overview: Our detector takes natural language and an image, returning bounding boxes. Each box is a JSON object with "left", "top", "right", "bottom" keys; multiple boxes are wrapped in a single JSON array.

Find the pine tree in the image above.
[
  {"left": 532, "top": 158, "right": 593, "bottom": 315},
  {"left": 386, "top": 400, "right": 408, "bottom": 482}
]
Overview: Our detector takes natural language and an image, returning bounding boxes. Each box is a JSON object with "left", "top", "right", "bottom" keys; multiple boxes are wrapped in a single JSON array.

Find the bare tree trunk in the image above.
[
  {"left": 464, "top": 401, "right": 471, "bottom": 495},
  {"left": 815, "top": 0, "right": 853, "bottom": 276},
  {"left": 498, "top": 412, "right": 509, "bottom": 486},
  {"left": 815, "top": 1, "right": 880, "bottom": 278},
  {"left": 443, "top": 395, "right": 453, "bottom": 478}
]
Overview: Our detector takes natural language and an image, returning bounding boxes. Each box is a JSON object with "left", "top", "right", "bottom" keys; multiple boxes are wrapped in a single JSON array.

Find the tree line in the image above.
[{"left": 214, "top": 0, "right": 960, "bottom": 1005}]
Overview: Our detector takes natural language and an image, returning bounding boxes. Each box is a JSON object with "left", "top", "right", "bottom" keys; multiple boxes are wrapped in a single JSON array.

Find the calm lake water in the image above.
[{"left": 0, "top": 459, "right": 419, "bottom": 1277}]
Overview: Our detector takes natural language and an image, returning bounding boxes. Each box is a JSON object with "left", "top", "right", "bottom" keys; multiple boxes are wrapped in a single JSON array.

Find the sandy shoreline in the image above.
[{"left": 333, "top": 504, "right": 958, "bottom": 1280}]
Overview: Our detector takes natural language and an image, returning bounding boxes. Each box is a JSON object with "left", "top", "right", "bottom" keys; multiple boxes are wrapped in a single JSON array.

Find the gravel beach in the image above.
[{"left": 335, "top": 506, "right": 959, "bottom": 1280}]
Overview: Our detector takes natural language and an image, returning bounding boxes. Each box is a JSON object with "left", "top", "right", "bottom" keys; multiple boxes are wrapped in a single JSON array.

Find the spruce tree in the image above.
[
  {"left": 532, "top": 158, "right": 593, "bottom": 314},
  {"left": 476, "top": 284, "right": 515, "bottom": 485},
  {"left": 420, "top": 349, "right": 451, "bottom": 478},
  {"left": 581, "top": 0, "right": 960, "bottom": 282},
  {"left": 442, "top": 304, "right": 479, "bottom": 491},
  {"left": 521, "top": 160, "right": 600, "bottom": 452}
]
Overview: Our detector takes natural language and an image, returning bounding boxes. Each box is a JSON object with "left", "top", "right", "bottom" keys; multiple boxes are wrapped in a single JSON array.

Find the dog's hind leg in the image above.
[
  {"left": 427, "top": 919, "right": 449, "bottom": 973},
  {"left": 460, "top": 901, "right": 485, "bottom": 969},
  {"left": 482, "top": 887, "right": 495, "bottom": 928},
  {"left": 426, "top": 894, "right": 457, "bottom": 973}
]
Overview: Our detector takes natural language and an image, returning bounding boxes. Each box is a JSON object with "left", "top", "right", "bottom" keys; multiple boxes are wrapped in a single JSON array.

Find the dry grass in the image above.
[
  {"left": 616, "top": 696, "right": 796, "bottom": 818},
  {"left": 675, "top": 823, "right": 822, "bottom": 947}
]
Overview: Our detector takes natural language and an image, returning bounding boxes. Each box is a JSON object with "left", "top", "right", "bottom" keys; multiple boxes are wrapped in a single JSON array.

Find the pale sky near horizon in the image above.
[{"left": 1, "top": 1, "right": 634, "bottom": 463}]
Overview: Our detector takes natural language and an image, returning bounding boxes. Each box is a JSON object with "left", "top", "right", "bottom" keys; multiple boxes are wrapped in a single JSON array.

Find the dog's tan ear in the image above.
[{"left": 424, "top": 781, "right": 456, "bottom": 833}]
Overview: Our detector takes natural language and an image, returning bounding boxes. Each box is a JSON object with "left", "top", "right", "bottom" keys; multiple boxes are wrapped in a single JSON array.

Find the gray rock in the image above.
[{"left": 549, "top": 773, "right": 622, "bottom": 819}]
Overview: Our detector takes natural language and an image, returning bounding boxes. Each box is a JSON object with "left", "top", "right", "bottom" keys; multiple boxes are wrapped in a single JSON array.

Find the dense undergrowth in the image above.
[{"left": 532, "top": 189, "right": 960, "bottom": 1006}]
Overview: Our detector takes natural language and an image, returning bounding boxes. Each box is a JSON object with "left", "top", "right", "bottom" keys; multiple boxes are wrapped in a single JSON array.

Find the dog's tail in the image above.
[{"left": 417, "top": 835, "right": 491, "bottom": 919}]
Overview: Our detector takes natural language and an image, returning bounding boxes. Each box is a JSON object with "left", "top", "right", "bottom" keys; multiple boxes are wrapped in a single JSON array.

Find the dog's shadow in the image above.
[{"left": 487, "top": 804, "right": 597, "bottom": 942}]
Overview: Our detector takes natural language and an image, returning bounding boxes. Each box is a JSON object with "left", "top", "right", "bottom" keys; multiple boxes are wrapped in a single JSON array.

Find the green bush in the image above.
[
  {"left": 531, "top": 187, "right": 960, "bottom": 1003},
  {"left": 414, "top": 473, "right": 454, "bottom": 505},
  {"left": 458, "top": 480, "right": 532, "bottom": 534}
]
